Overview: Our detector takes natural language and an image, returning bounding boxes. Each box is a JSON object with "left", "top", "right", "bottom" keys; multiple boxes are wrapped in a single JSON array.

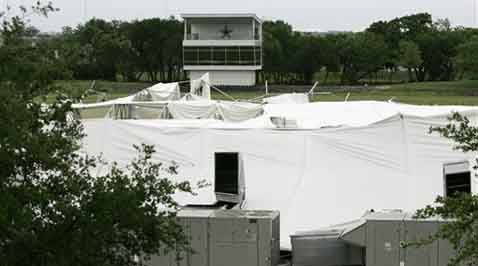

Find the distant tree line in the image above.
[
  {"left": 34, "top": 13, "right": 478, "bottom": 85},
  {"left": 44, "top": 18, "right": 184, "bottom": 82},
  {"left": 263, "top": 13, "right": 478, "bottom": 84}
]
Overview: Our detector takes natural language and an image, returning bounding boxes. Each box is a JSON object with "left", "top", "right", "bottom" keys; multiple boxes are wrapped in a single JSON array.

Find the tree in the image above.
[
  {"left": 0, "top": 4, "right": 194, "bottom": 266},
  {"left": 261, "top": 23, "right": 285, "bottom": 83},
  {"left": 398, "top": 40, "right": 422, "bottom": 82},
  {"left": 289, "top": 35, "right": 322, "bottom": 84},
  {"left": 367, "top": 19, "right": 402, "bottom": 80},
  {"left": 399, "top": 13, "right": 433, "bottom": 41},
  {"left": 262, "top": 20, "right": 295, "bottom": 84},
  {"left": 120, "top": 18, "right": 183, "bottom": 82},
  {"left": 455, "top": 36, "right": 478, "bottom": 79},
  {"left": 71, "top": 19, "right": 123, "bottom": 81},
  {"left": 416, "top": 30, "right": 461, "bottom": 81},
  {"left": 338, "top": 32, "right": 388, "bottom": 84},
  {"left": 416, "top": 112, "right": 478, "bottom": 266}
]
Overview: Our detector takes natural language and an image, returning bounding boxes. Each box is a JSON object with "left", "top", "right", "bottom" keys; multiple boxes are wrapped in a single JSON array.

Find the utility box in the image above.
[
  {"left": 291, "top": 229, "right": 363, "bottom": 266},
  {"left": 145, "top": 209, "right": 280, "bottom": 266},
  {"left": 291, "top": 210, "right": 455, "bottom": 266},
  {"left": 342, "top": 211, "right": 454, "bottom": 266}
]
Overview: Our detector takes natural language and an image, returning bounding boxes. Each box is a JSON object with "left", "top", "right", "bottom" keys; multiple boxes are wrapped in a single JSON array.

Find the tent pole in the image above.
[
  {"left": 308, "top": 81, "right": 318, "bottom": 95},
  {"left": 246, "top": 94, "right": 268, "bottom": 103},
  {"left": 211, "top": 85, "right": 237, "bottom": 101},
  {"left": 202, "top": 80, "right": 237, "bottom": 101},
  {"left": 344, "top": 92, "right": 351, "bottom": 102}
]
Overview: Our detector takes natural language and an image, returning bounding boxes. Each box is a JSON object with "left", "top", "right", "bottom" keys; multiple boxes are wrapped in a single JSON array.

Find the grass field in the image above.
[{"left": 55, "top": 80, "right": 478, "bottom": 106}]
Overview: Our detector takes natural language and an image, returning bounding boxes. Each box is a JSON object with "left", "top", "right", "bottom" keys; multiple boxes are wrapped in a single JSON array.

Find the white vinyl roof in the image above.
[{"left": 80, "top": 101, "right": 478, "bottom": 249}]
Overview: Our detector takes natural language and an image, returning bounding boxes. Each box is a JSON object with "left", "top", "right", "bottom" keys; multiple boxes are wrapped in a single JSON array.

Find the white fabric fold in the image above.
[
  {"left": 81, "top": 107, "right": 478, "bottom": 249},
  {"left": 264, "top": 93, "right": 310, "bottom": 104},
  {"left": 168, "top": 101, "right": 218, "bottom": 120},
  {"left": 148, "top": 82, "right": 181, "bottom": 101},
  {"left": 216, "top": 101, "right": 264, "bottom": 122}
]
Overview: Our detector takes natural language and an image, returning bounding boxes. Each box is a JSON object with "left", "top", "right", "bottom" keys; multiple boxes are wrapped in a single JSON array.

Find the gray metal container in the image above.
[
  {"left": 339, "top": 211, "right": 455, "bottom": 266},
  {"left": 291, "top": 230, "right": 363, "bottom": 266},
  {"left": 144, "top": 209, "right": 280, "bottom": 266}
]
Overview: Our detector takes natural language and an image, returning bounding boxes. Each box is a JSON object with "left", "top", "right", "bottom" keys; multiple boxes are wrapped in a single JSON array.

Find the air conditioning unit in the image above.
[
  {"left": 214, "top": 152, "right": 245, "bottom": 204},
  {"left": 443, "top": 161, "right": 473, "bottom": 196},
  {"left": 144, "top": 209, "right": 280, "bottom": 266}
]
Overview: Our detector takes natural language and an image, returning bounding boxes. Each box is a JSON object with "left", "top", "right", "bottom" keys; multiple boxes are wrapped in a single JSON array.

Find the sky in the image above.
[{"left": 2, "top": 0, "right": 477, "bottom": 32}]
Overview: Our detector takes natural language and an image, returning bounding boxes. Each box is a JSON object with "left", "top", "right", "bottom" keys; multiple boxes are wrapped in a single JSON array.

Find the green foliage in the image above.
[
  {"left": 338, "top": 32, "right": 388, "bottom": 84},
  {"left": 119, "top": 18, "right": 183, "bottom": 82},
  {"left": 36, "top": 11, "right": 478, "bottom": 85},
  {"left": 399, "top": 41, "right": 422, "bottom": 69},
  {"left": 414, "top": 112, "right": 478, "bottom": 266},
  {"left": 0, "top": 4, "right": 193, "bottom": 266},
  {"left": 455, "top": 36, "right": 478, "bottom": 79},
  {"left": 416, "top": 193, "right": 478, "bottom": 266},
  {"left": 399, "top": 41, "right": 422, "bottom": 82},
  {"left": 48, "top": 17, "right": 183, "bottom": 82}
]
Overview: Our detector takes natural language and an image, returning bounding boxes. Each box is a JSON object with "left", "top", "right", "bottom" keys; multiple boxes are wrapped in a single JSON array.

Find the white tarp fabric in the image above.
[
  {"left": 148, "top": 82, "right": 181, "bottom": 101},
  {"left": 80, "top": 101, "right": 478, "bottom": 249},
  {"left": 263, "top": 101, "right": 478, "bottom": 128},
  {"left": 72, "top": 95, "right": 136, "bottom": 109},
  {"left": 166, "top": 101, "right": 263, "bottom": 121},
  {"left": 216, "top": 102, "right": 264, "bottom": 122},
  {"left": 168, "top": 101, "right": 218, "bottom": 120},
  {"left": 263, "top": 93, "right": 310, "bottom": 104},
  {"left": 190, "top": 73, "right": 211, "bottom": 100}
]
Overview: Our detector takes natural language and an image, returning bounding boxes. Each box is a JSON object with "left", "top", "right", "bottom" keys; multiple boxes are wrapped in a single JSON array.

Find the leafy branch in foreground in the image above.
[
  {"left": 414, "top": 112, "right": 478, "bottom": 266},
  {"left": 1, "top": 3, "right": 197, "bottom": 266}
]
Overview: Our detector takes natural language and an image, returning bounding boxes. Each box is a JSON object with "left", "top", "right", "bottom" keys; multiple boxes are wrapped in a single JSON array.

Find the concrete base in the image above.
[{"left": 189, "top": 70, "right": 256, "bottom": 86}]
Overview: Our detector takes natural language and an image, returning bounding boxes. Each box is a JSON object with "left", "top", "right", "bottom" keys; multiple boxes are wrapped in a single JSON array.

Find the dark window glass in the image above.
[
  {"left": 240, "top": 47, "right": 255, "bottom": 65},
  {"left": 184, "top": 46, "right": 261, "bottom": 66},
  {"left": 212, "top": 47, "right": 226, "bottom": 65},
  {"left": 215, "top": 153, "right": 239, "bottom": 195},
  {"left": 445, "top": 172, "right": 471, "bottom": 196},
  {"left": 198, "top": 47, "right": 211, "bottom": 65},
  {"left": 183, "top": 48, "right": 197, "bottom": 65},
  {"left": 226, "top": 47, "right": 240, "bottom": 64},
  {"left": 254, "top": 47, "right": 261, "bottom": 65}
]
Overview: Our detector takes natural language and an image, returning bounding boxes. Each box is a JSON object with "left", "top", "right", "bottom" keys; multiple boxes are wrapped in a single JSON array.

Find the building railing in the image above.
[
  {"left": 185, "top": 33, "right": 261, "bottom": 41},
  {"left": 183, "top": 46, "right": 262, "bottom": 66}
]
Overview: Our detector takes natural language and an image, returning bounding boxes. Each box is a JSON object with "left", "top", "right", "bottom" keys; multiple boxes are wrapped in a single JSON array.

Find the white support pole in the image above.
[
  {"left": 308, "top": 81, "right": 319, "bottom": 95},
  {"left": 211, "top": 85, "right": 237, "bottom": 101},
  {"left": 201, "top": 80, "right": 237, "bottom": 102},
  {"left": 265, "top": 80, "right": 269, "bottom": 95},
  {"left": 184, "top": 18, "right": 187, "bottom": 40},
  {"left": 246, "top": 94, "right": 268, "bottom": 103},
  {"left": 345, "top": 92, "right": 351, "bottom": 102}
]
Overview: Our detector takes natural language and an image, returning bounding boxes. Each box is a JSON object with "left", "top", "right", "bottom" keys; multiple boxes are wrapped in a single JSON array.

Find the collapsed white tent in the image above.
[
  {"left": 72, "top": 75, "right": 263, "bottom": 122},
  {"left": 263, "top": 93, "right": 310, "bottom": 104},
  {"left": 80, "top": 101, "right": 478, "bottom": 249}
]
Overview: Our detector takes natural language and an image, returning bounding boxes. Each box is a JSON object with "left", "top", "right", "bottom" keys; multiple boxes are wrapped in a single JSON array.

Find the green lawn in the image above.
[{"left": 54, "top": 80, "right": 478, "bottom": 106}]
